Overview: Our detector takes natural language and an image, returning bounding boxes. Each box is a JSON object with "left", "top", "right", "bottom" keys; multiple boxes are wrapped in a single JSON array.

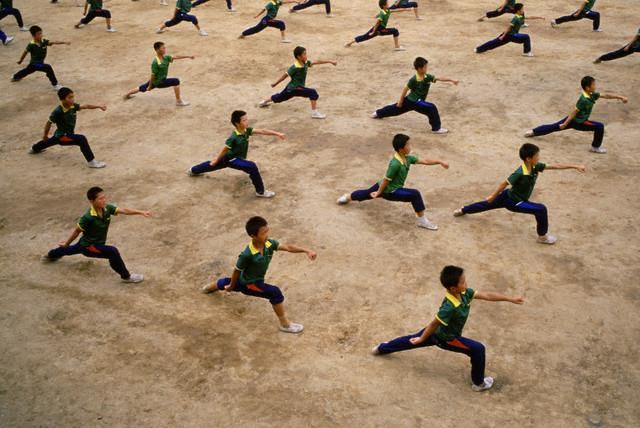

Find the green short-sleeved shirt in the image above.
[
  {"left": 151, "top": 55, "right": 173, "bottom": 86},
  {"left": 286, "top": 60, "right": 312, "bottom": 90},
  {"left": 1, "top": 0, "right": 14, "bottom": 8},
  {"left": 77, "top": 204, "right": 118, "bottom": 247},
  {"left": 49, "top": 103, "right": 81, "bottom": 137},
  {"left": 26, "top": 39, "right": 50, "bottom": 64},
  {"left": 225, "top": 127, "right": 254, "bottom": 160},
  {"left": 584, "top": 0, "right": 596, "bottom": 12},
  {"left": 380, "top": 153, "right": 419, "bottom": 194},
  {"left": 506, "top": 162, "right": 546, "bottom": 202},
  {"left": 265, "top": 0, "right": 282, "bottom": 19},
  {"left": 435, "top": 288, "right": 475, "bottom": 341},
  {"left": 377, "top": 8, "right": 390, "bottom": 29},
  {"left": 88, "top": 0, "right": 103, "bottom": 10},
  {"left": 235, "top": 239, "right": 280, "bottom": 283},
  {"left": 574, "top": 91, "right": 600, "bottom": 123},
  {"left": 176, "top": 0, "right": 192, "bottom": 13},
  {"left": 509, "top": 14, "right": 525, "bottom": 34},
  {"left": 406, "top": 73, "right": 436, "bottom": 102},
  {"left": 506, "top": 0, "right": 516, "bottom": 7}
]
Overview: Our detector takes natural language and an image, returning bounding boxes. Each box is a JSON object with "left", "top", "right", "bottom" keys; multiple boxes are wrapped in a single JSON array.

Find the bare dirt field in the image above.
[{"left": 1, "top": 0, "right": 639, "bottom": 426}]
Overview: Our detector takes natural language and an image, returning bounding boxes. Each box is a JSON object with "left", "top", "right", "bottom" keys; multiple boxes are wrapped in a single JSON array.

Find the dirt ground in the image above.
[{"left": 1, "top": 0, "right": 639, "bottom": 426}]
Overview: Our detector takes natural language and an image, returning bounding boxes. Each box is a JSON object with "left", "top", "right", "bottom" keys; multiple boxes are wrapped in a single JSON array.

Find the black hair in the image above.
[
  {"left": 57, "top": 87, "right": 73, "bottom": 101},
  {"left": 440, "top": 265, "right": 464, "bottom": 289},
  {"left": 29, "top": 25, "right": 42, "bottom": 36},
  {"left": 153, "top": 41, "right": 164, "bottom": 51},
  {"left": 86, "top": 186, "right": 104, "bottom": 201},
  {"left": 514, "top": 3, "right": 524, "bottom": 12},
  {"left": 392, "top": 134, "right": 410, "bottom": 152},
  {"left": 231, "top": 110, "right": 247, "bottom": 126},
  {"left": 246, "top": 216, "right": 268, "bottom": 237},
  {"left": 519, "top": 143, "right": 540, "bottom": 161},
  {"left": 581, "top": 75, "right": 595, "bottom": 90},
  {"left": 413, "top": 57, "right": 428, "bottom": 70},
  {"left": 293, "top": 46, "right": 306, "bottom": 58},
  {"left": 379, "top": 0, "right": 388, "bottom": 8}
]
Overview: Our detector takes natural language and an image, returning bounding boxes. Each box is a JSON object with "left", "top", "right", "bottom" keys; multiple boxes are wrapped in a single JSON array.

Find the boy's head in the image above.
[
  {"left": 440, "top": 265, "right": 466, "bottom": 293},
  {"left": 379, "top": 0, "right": 388, "bottom": 9},
  {"left": 57, "top": 87, "right": 74, "bottom": 104},
  {"left": 231, "top": 110, "right": 248, "bottom": 129},
  {"left": 86, "top": 186, "right": 106, "bottom": 209},
  {"left": 392, "top": 133, "right": 411, "bottom": 154},
  {"left": 581, "top": 75, "right": 596, "bottom": 92},
  {"left": 519, "top": 143, "right": 540, "bottom": 164},
  {"left": 246, "top": 216, "right": 269, "bottom": 243},
  {"left": 293, "top": 46, "right": 307, "bottom": 63},
  {"left": 153, "top": 41, "right": 166, "bottom": 55},
  {"left": 29, "top": 25, "right": 42, "bottom": 39},
  {"left": 514, "top": 3, "right": 524, "bottom": 13},
  {"left": 413, "top": 57, "right": 428, "bottom": 73}
]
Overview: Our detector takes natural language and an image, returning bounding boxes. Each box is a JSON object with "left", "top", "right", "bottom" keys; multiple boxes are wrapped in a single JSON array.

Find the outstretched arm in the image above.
[
  {"left": 117, "top": 207, "right": 152, "bottom": 217},
  {"left": 311, "top": 59, "right": 338, "bottom": 66},
  {"left": 601, "top": 93, "right": 628, "bottom": 103},
  {"left": 49, "top": 41, "right": 71, "bottom": 45},
  {"left": 253, "top": 128, "right": 286, "bottom": 140},
  {"left": 417, "top": 158, "right": 449, "bottom": 169},
  {"left": 59, "top": 225, "right": 82, "bottom": 247},
  {"left": 271, "top": 72, "right": 289, "bottom": 88},
  {"left": 173, "top": 55, "right": 195, "bottom": 60},
  {"left": 79, "top": 104, "right": 107, "bottom": 111},
  {"left": 525, "top": 15, "right": 546, "bottom": 20},
  {"left": 546, "top": 163, "right": 586, "bottom": 172},
  {"left": 408, "top": 318, "right": 440, "bottom": 345},
  {"left": 474, "top": 290, "right": 524, "bottom": 304},
  {"left": 436, "top": 76, "right": 459, "bottom": 86},
  {"left": 277, "top": 243, "right": 317, "bottom": 260},
  {"left": 487, "top": 180, "right": 508, "bottom": 203}
]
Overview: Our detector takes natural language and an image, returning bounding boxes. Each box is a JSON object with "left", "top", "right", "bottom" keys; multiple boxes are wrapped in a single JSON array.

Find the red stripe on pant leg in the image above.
[
  {"left": 446, "top": 338, "right": 470, "bottom": 350},
  {"left": 59, "top": 136, "right": 73, "bottom": 142},
  {"left": 246, "top": 283, "right": 263, "bottom": 293},
  {"left": 583, "top": 121, "right": 593, "bottom": 126},
  {"left": 87, "top": 245, "right": 101, "bottom": 254}
]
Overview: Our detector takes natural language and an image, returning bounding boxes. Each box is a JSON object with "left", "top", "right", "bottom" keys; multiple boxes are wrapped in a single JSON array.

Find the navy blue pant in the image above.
[
  {"left": 190, "top": 156, "right": 265, "bottom": 194},
  {"left": 165, "top": 11, "right": 198, "bottom": 27},
  {"left": 80, "top": 8, "right": 111, "bottom": 25},
  {"left": 532, "top": 116, "right": 604, "bottom": 148},
  {"left": 216, "top": 277, "right": 284, "bottom": 305},
  {"left": 378, "top": 329, "right": 486, "bottom": 386},
  {"left": 47, "top": 243, "right": 131, "bottom": 279},
  {"left": 355, "top": 26, "right": 399, "bottom": 43},
  {"left": 0, "top": 7, "right": 24, "bottom": 27},
  {"left": 597, "top": 45, "right": 640, "bottom": 62},
  {"left": 389, "top": 2, "right": 417, "bottom": 10},
  {"left": 0, "top": 30, "right": 7, "bottom": 43},
  {"left": 292, "top": 0, "right": 331, "bottom": 14},
  {"left": 376, "top": 98, "right": 441, "bottom": 131},
  {"left": 476, "top": 32, "right": 531, "bottom": 53},
  {"left": 192, "top": 0, "right": 233, "bottom": 9},
  {"left": 138, "top": 77, "right": 180, "bottom": 92},
  {"left": 13, "top": 63, "right": 58, "bottom": 85},
  {"left": 462, "top": 189, "right": 548, "bottom": 236},
  {"left": 32, "top": 134, "right": 95, "bottom": 162},
  {"left": 351, "top": 182, "right": 426, "bottom": 213},
  {"left": 271, "top": 86, "right": 319, "bottom": 103},
  {"left": 485, "top": 5, "right": 515, "bottom": 18},
  {"left": 242, "top": 17, "right": 285, "bottom": 36},
  {"left": 555, "top": 10, "right": 600, "bottom": 30}
]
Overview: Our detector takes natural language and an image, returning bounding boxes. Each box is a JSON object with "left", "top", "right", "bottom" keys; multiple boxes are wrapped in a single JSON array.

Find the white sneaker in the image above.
[
  {"left": 122, "top": 273, "right": 144, "bottom": 283},
  {"left": 370, "top": 111, "right": 378, "bottom": 118},
  {"left": 550, "top": 20, "right": 558, "bottom": 28},
  {"left": 416, "top": 17, "right": 424, "bottom": 21},
  {"left": 187, "top": 168, "right": 198, "bottom": 176},
  {"left": 201, "top": 283, "right": 219, "bottom": 294},
  {"left": 198, "top": 29, "right": 208, "bottom": 36},
  {"left": 417, "top": 218, "right": 438, "bottom": 230},
  {"left": 279, "top": 323, "right": 304, "bottom": 334},
  {"left": 19, "top": 27, "right": 29, "bottom": 32},
  {"left": 524, "top": 130, "right": 534, "bottom": 137},
  {"left": 432, "top": 128, "right": 448, "bottom": 134},
  {"left": 87, "top": 159, "right": 106, "bottom": 168},
  {"left": 256, "top": 190, "right": 276, "bottom": 198},
  {"left": 522, "top": 52, "right": 534, "bottom": 57},
  {"left": 311, "top": 110, "right": 326, "bottom": 119},
  {"left": 336, "top": 194, "right": 349, "bottom": 205},
  {"left": 537, "top": 235, "right": 557, "bottom": 245},
  {"left": 522, "top": 23, "right": 529, "bottom": 28},
  {"left": 471, "top": 377, "right": 494, "bottom": 392},
  {"left": 156, "top": 27, "right": 165, "bottom": 34},
  {"left": 453, "top": 208, "right": 465, "bottom": 217},
  {"left": 258, "top": 100, "right": 270, "bottom": 108},
  {"left": 227, "top": 7, "right": 236, "bottom": 12},
  {"left": 289, "top": 7, "right": 296, "bottom": 13},
  {"left": 371, "top": 345, "right": 381, "bottom": 355},
  {"left": 176, "top": 100, "right": 190, "bottom": 106},
  {"left": 474, "top": 48, "right": 479, "bottom": 53},
  {"left": 394, "top": 46, "right": 406, "bottom": 51},
  {"left": 3, "top": 36, "right": 14, "bottom": 45},
  {"left": 160, "top": 0, "right": 168, "bottom": 5},
  {"left": 590, "top": 146, "right": 607, "bottom": 154},
  {"left": 593, "top": 28, "right": 603, "bottom": 32},
  {"left": 52, "top": 84, "right": 63, "bottom": 90},
  {"left": 106, "top": 28, "right": 117, "bottom": 33},
  {"left": 326, "top": 13, "right": 334, "bottom": 18},
  {"left": 281, "top": 39, "right": 292, "bottom": 43}
]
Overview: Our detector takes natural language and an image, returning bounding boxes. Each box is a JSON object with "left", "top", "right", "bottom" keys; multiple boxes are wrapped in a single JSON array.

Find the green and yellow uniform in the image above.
[
  {"left": 406, "top": 73, "right": 436, "bottom": 102},
  {"left": 235, "top": 239, "right": 279, "bottom": 283},
  {"left": 265, "top": 0, "right": 282, "bottom": 19},
  {"left": 151, "top": 55, "right": 172, "bottom": 86},
  {"left": 583, "top": 0, "right": 596, "bottom": 12},
  {"left": 508, "top": 14, "right": 525, "bottom": 34},
  {"left": 381, "top": 153, "right": 419, "bottom": 193},
  {"left": 49, "top": 103, "right": 81, "bottom": 137},
  {"left": 25, "top": 39, "right": 50, "bottom": 64},
  {"left": 286, "top": 60, "right": 312, "bottom": 90},
  {"left": 176, "top": 0, "right": 192, "bottom": 13},
  {"left": 435, "top": 288, "right": 475, "bottom": 341},
  {"left": 224, "top": 128, "right": 254, "bottom": 160},
  {"left": 77, "top": 204, "right": 119, "bottom": 247},
  {"left": 1, "top": 0, "right": 14, "bottom": 8},
  {"left": 88, "top": 0, "right": 103, "bottom": 10},
  {"left": 377, "top": 8, "right": 390, "bottom": 29},
  {"left": 506, "top": 162, "right": 546, "bottom": 202},
  {"left": 574, "top": 91, "right": 600, "bottom": 123}
]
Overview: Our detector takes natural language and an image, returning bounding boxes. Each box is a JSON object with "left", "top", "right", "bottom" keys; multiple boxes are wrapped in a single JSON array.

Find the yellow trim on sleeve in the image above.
[
  {"left": 234, "top": 265, "right": 244, "bottom": 271},
  {"left": 435, "top": 314, "right": 449, "bottom": 326},
  {"left": 77, "top": 223, "right": 85, "bottom": 232}
]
